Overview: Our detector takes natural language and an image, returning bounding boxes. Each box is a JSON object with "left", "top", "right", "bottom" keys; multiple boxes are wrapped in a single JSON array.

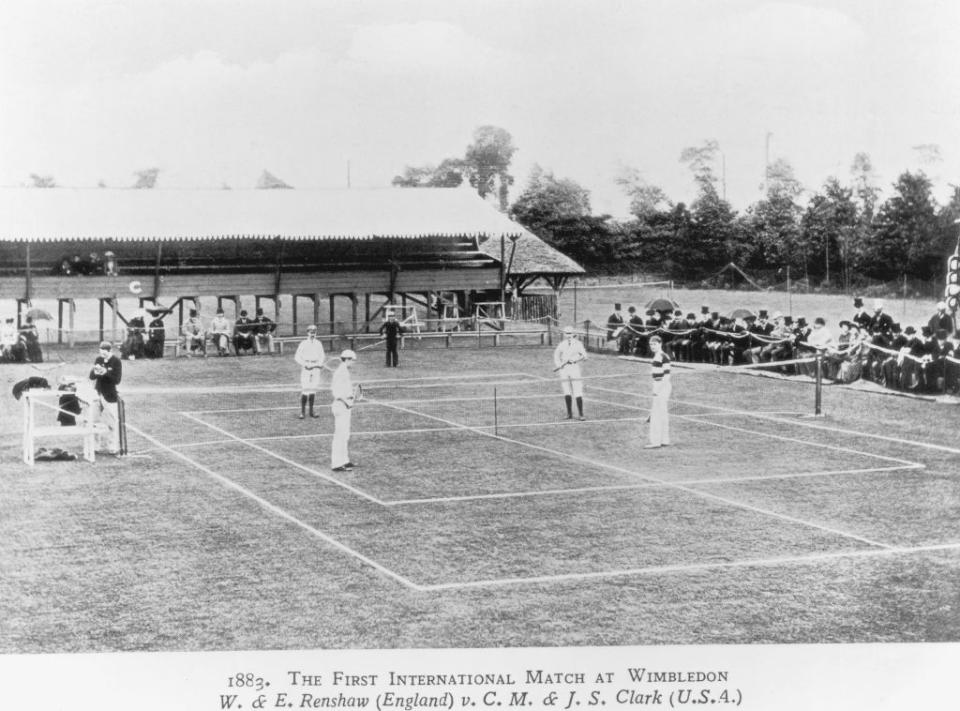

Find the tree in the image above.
[
  {"left": 392, "top": 158, "right": 466, "bottom": 188},
  {"left": 800, "top": 178, "right": 858, "bottom": 287},
  {"left": 868, "top": 171, "right": 940, "bottom": 279},
  {"left": 29, "top": 174, "right": 57, "bottom": 188},
  {"left": 511, "top": 165, "right": 591, "bottom": 224},
  {"left": 464, "top": 126, "right": 516, "bottom": 211},
  {"left": 616, "top": 166, "right": 671, "bottom": 220},
  {"left": 133, "top": 168, "right": 159, "bottom": 189},
  {"left": 256, "top": 170, "right": 292, "bottom": 189},
  {"left": 510, "top": 166, "right": 629, "bottom": 269},
  {"left": 679, "top": 139, "right": 722, "bottom": 195}
]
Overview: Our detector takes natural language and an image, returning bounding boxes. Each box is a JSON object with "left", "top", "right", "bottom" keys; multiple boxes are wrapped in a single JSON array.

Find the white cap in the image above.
[
  {"left": 563, "top": 326, "right": 574, "bottom": 335},
  {"left": 874, "top": 299, "right": 884, "bottom": 310},
  {"left": 340, "top": 349, "right": 357, "bottom": 360},
  {"left": 937, "top": 301, "right": 947, "bottom": 310}
]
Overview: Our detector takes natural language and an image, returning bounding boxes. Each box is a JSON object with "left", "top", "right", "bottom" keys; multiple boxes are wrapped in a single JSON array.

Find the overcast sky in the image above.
[{"left": 1, "top": 0, "right": 958, "bottom": 217}]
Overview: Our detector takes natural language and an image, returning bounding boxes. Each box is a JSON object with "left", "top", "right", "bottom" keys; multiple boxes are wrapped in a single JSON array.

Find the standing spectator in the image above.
[
  {"left": 209, "top": 308, "right": 233, "bottom": 356},
  {"left": 378, "top": 311, "right": 405, "bottom": 367},
  {"left": 869, "top": 300, "right": 894, "bottom": 337},
  {"left": 121, "top": 308, "right": 147, "bottom": 360},
  {"left": 233, "top": 310, "right": 257, "bottom": 355},
  {"left": 553, "top": 326, "right": 587, "bottom": 420},
  {"left": 144, "top": 309, "right": 167, "bottom": 358},
  {"left": 852, "top": 297, "right": 872, "bottom": 331},
  {"left": 20, "top": 317, "right": 43, "bottom": 363},
  {"left": 644, "top": 335, "right": 672, "bottom": 449},
  {"left": 606, "top": 303, "right": 625, "bottom": 349},
  {"left": 626, "top": 306, "right": 644, "bottom": 355},
  {"left": 89, "top": 341, "right": 122, "bottom": 455},
  {"left": 182, "top": 309, "right": 206, "bottom": 357},
  {"left": 330, "top": 349, "right": 358, "bottom": 472},
  {"left": 928, "top": 301, "right": 956, "bottom": 338},
  {"left": 254, "top": 307, "right": 277, "bottom": 355},
  {"left": 294, "top": 324, "right": 326, "bottom": 419}
]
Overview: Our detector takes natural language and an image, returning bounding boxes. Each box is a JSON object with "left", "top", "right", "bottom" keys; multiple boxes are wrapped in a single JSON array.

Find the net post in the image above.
[
  {"left": 118, "top": 397, "right": 128, "bottom": 455},
  {"left": 493, "top": 386, "right": 498, "bottom": 436},
  {"left": 814, "top": 352, "right": 823, "bottom": 416}
]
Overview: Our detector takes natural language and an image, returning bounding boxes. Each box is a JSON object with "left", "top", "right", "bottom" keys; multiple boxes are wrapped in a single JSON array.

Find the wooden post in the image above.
[
  {"left": 24, "top": 243, "right": 32, "bottom": 305},
  {"left": 99, "top": 299, "right": 106, "bottom": 343},
  {"left": 57, "top": 299, "right": 65, "bottom": 345},
  {"left": 364, "top": 293, "right": 371, "bottom": 332}
]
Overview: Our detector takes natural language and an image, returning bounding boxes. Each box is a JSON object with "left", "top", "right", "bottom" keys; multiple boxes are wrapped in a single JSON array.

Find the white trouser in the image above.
[
  {"left": 93, "top": 398, "right": 120, "bottom": 453},
  {"left": 648, "top": 379, "right": 671, "bottom": 446},
  {"left": 558, "top": 364, "right": 584, "bottom": 397},
  {"left": 331, "top": 400, "right": 352, "bottom": 468}
]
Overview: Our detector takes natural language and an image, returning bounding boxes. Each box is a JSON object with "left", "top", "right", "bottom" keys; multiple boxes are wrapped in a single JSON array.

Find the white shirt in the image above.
[
  {"left": 807, "top": 325, "right": 834, "bottom": 350},
  {"left": 294, "top": 337, "right": 325, "bottom": 369},
  {"left": 210, "top": 315, "right": 231, "bottom": 335},
  {"left": 330, "top": 362, "right": 353, "bottom": 405},
  {"left": 554, "top": 337, "right": 587, "bottom": 369}
]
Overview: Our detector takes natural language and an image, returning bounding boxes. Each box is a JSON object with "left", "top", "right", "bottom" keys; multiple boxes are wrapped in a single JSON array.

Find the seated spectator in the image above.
[
  {"left": 1, "top": 317, "right": 17, "bottom": 361},
  {"left": 209, "top": 308, "right": 233, "bottom": 356},
  {"left": 234, "top": 310, "right": 257, "bottom": 355},
  {"left": 182, "top": 309, "right": 206, "bottom": 357},
  {"left": 760, "top": 312, "right": 793, "bottom": 364},
  {"left": 57, "top": 376, "right": 83, "bottom": 427},
  {"left": 928, "top": 301, "right": 955, "bottom": 339},
  {"left": 254, "top": 307, "right": 277, "bottom": 355},
  {"left": 19, "top": 317, "right": 43, "bottom": 363}
]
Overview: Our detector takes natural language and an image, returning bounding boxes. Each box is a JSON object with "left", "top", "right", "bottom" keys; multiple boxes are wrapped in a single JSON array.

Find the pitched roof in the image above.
[
  {"left": 0, "top": 187, "right": 527, "bottom": 242},
  {"left": 476, "top": 230, "right": 585, "bottom": 276}
]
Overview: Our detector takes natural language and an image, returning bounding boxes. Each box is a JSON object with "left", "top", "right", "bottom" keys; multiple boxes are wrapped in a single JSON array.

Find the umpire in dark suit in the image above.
[
  {"left": 379, "top": 311, "right": 405, "bottom": 367},
  {"left": 89, "top": 341, "right": 123, "bottom": 454}
]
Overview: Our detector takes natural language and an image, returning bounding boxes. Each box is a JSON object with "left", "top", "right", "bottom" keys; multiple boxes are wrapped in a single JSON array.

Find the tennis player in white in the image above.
[
  {"left": 330, "top": 349, "right": 358, "bottom": 472},
  {"left": 554, "top": 326, "right": 587, "bottom": 420},
  {"left": 645, "top": 335, "right": 672, "bottom": 448},
  {"left": 294, "top": 325, "right": 325, "bottom": 419}
]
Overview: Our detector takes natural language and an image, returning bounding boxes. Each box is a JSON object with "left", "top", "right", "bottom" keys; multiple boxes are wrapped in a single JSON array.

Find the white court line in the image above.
[
  {"left": 417, "top": 540, "right": 960, "bottom": 592},
  {"left": 584, "top": 383, "right": 922, "bottom": 468},
  {"left": 382, "top": 464, "right": 922, "bottom": 507},
  {"left": 597, "top": 367, "right": 960, "bottom": 457},
  {"left": 179, "top": 411, "right": 385, "bottom": 505},
  {"left": 373, "top": 396, "right": 891, "bottom": 549},
  {"left": 124, "top": 371, "right": 537, "bottom": 395},
  {"left": 123, "top": 422, "right": 423, "bottom": 591}
]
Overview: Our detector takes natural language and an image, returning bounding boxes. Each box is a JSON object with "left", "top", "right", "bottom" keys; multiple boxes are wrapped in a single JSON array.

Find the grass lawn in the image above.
[{"left": 2, "top": 337, "right": 959, "bottom": 651}]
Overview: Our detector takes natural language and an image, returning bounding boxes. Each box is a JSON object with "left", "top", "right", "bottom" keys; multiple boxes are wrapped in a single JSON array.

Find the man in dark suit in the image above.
[
  {"left": 89, "top": 341, "right": 122, "bottom": 454},
  {"left": 869, "top": 300, "right": 894, "bottom": 337},
  {"left": 606, "top": 303, "right": 626, "bottom": 351},
  {"left": 378, "top": 311, "right": 405, "bottom": 367},
  {"left": 234, "top": 310, "right": 257, "bottom": 354},
  {"left": 852, "top": 297, "right": 872, "bottom": 332}
]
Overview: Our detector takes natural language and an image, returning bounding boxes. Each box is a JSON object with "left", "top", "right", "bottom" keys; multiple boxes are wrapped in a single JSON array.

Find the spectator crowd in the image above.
[
  {"left": 605, "top": 297, "right": 959, "bottom": 396},
  {"left": 118, "top": 306, "right": 278, "bottom": 359}
]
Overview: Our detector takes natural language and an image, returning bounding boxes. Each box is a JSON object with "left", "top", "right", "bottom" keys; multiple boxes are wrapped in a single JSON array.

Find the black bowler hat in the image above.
[
  {"left": 614, "top": 303, "right": 622, "bottom": 310},
  {"left": 853, "top": 297, "right": 864, "bottom": 308},
  {"left": 758, "top": 309, "right": 768, "bottom": 318},
  {"left": 904, "top": 326, "right": 916, "bottom": 335}
]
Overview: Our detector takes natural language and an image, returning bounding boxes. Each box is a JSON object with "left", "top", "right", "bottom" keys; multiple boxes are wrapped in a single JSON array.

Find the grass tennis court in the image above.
[{"left": 2, "top": 341, "right": 960, "bottom": 650}]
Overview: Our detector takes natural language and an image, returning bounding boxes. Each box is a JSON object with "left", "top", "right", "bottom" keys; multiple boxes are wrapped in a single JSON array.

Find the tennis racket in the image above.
[
  {"left": 553, "top": 357, "right": 585, "bottom": 372},
  {"left": 353, "top": 383, "right": 365, "bottom": 402}
]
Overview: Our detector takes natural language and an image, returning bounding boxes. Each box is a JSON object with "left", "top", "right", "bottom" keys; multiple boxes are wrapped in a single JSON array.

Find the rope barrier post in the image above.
[{"left": 814, "top": 351, "right": 823, "bottom": 416}]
